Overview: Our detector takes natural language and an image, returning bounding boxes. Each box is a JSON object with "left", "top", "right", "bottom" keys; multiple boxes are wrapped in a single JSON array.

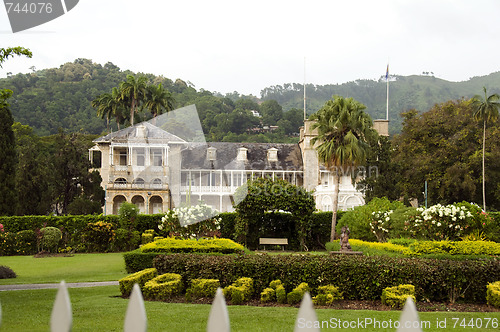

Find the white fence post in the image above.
[
  {"left": 294, "top": 292, "right": 320, "bottom": 331},
  {"left": 124, "top": 283, "right": 147, "bottom": 332},
  {"left": 51, "top": 281, "right": 72, "bottom": 332},
  {"left": 397, "top": 297, "right": 423, "bottom": 332},
  {"left": 207, "top": 288, "right": 230, "bottom": 332}
]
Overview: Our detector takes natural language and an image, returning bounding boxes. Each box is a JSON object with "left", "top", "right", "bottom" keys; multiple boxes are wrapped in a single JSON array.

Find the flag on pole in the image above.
[{"left": 385, "top": 64, "right": 389, "bottom": 80}]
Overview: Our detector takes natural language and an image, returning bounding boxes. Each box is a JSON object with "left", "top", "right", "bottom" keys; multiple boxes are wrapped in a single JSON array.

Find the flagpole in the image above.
[
  {"left": 304, "top": 57, "right": 307, "bottom": 121},
  {"left": 386, "top": 64, "right": 389, "bottom": 121}
]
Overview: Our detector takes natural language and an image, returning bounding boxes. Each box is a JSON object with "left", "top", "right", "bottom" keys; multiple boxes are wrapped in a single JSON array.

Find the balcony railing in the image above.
[
  {"left": 107, "top": 183, "right": 169, "bottom": 190},
  {"left": 181, "top": 185, "right": 235, "bottom": 194}
]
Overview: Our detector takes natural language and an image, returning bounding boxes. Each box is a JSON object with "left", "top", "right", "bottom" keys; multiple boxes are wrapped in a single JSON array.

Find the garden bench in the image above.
[{"left": 259, "top": 238, "right": 288, "bottom": 251}]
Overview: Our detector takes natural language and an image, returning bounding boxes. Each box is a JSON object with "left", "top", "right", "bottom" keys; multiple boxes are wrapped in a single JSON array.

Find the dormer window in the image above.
[
  {"left": 267, "top": 148, "right": 278, "bottom": 162},
  {"left": 237, "top": 147, "right": 248, "bottom": 161},
  {"left": 207, "top": 147, "right": 217, "bottom": 161},
  {"left": 136, "top": 125, "right": 148, "bottom": 138}
]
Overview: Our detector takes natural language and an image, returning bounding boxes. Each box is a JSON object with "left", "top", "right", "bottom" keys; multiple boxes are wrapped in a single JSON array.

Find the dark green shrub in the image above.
[
  {"left": 118, "top": 268, "right": 157, "bottom": 297},
  {"left": 39, "top": 227, "right": 62, "bottom": 252},
  {"left": 118, "top": 202, "right": 139, "bottom": 227},
  {"left": 312, "top": 285, "right": 343, "bottom": 305},
  {"left": 83, "top": 221, "right": 115, "bottom": 252},
  {"left": 0, "top": 265, "right": 16, "bottom": 279},
  {"left": 223, "top": 277, "right": 254, "bottom": 304},
  {"left": 123, "top": 249, "right": 161, "bottom": 273},
  {"left": 381, "top": 284, "right": 416, "bottom": 309},
  {"left": 185, "top": 279, "right": 220, "bottom": 302},
  {"left": 114, "top": 228, "right": 140, "bottom": 252},
  {"left": 287, "top": 282, "right": 309, "bottom": 305},
  {"left": 153, "top": 253, "right": 500, "bottom": 303},
  {"left": 0, "top": 232, "right": 17, "bottom": 255},
  {"left": 337, "top": 197, "right": 405, "bottom": 241},
  {"left": 143, "top": 273, "right": 183, "bottom": 300},
  {"left": 16, "top": 230, "right": 36, "bottom": 255}
]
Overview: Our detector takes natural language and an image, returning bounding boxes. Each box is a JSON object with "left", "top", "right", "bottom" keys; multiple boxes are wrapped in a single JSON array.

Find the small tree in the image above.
[{"left": 234, "top": 178, "right": 315, "bottom": 250}]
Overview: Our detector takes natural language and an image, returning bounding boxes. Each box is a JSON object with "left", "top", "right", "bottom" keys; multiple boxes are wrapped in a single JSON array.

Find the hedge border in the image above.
[{"left": 153, "top": 253, "right": 500, "bottom": 303}]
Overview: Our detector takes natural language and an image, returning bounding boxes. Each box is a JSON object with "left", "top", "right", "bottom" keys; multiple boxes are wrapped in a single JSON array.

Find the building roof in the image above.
[
  {"left": 182, "top": 142, "right": 303, "bottom": 171},
  {"left": 93, "top": 121, "right": 186, "bottom": 144}
]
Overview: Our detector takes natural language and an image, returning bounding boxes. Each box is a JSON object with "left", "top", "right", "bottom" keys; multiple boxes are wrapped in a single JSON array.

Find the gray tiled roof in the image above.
[
  {"left": 182, "top": 142, "right": 303, "bottom": 171},
  {"left": 93, "top": 122, "right": 186, "bottom": 144}
]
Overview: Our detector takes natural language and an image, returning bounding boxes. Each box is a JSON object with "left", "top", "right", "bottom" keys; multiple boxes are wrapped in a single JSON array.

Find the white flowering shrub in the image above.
[
  {"left": 158, "top": 203, "right": 222, "bottom": 239},
  {"left": 370, "top": 210, "right": 392, "bottom": 242},
  {"left": 405, "top": 202, "right": 486, "bottom": 241}
]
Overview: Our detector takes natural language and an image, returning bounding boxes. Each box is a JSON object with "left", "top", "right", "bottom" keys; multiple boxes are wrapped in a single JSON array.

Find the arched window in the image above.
[
  {"left": 132, "top": 178, "right": 145, "bottom": 188},
  {"left": 152, "top": 178, "right": 162, "bottom": 188},
  {"left": 321, "top": 195, "right": 333, "bottom": 212},
  {"left": 114, "top": 178, "right": 127, "bottom": 188}
]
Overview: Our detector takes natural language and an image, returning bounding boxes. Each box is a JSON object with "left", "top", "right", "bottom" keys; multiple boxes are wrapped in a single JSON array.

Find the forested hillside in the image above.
[
  {"left": 261, "top": 73, "right": 500, "bottom": 134},
  {"left": 3, "top": 57, "right": 500, "bottom": 137}
]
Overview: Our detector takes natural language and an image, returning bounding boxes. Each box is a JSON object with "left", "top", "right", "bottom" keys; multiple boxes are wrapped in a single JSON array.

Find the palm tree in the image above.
[
  {"left": 119, "top": 75, "right": 148, "bottom": 126},
  {"left": 144, "top": 83, "right": 175, "bottom": 123},
  {"left": 470, "top": 87, "right": 500, "bottom": 212},
  {"left": 311, "top": 95, "right": 378, "bottom": 241},
  {"left": 92, "top": 87, "right": 127, "bottom": 130}
]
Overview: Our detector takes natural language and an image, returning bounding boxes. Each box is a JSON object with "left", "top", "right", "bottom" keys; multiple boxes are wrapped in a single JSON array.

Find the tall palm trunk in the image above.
[
  {"left": 331, "top": 173, "right": 340, "bottom": 241},
  {"left": 130, "top": 99, "right": 136, "bottom": 126},
  {"left": 482, "top": 119, "right": 486, "bottom": 212}
]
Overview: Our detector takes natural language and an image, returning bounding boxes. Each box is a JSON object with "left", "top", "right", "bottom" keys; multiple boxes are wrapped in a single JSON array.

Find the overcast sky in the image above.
[{"left": 1, "top": 0, "right": 500, "bottom": 96}]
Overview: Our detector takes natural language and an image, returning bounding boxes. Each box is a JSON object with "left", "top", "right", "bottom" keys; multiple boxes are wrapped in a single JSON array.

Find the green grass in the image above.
[
  {"left": 0, "top": 286, "right": 499, "bottom": 331},
  {"left": 0, "top": 253, "right": 127, "bottom": 284}
]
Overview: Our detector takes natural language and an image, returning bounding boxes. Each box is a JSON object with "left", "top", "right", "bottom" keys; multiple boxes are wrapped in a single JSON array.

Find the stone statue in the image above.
[{"left": 339, "top": 225, "right": 352, "bottom": 251}]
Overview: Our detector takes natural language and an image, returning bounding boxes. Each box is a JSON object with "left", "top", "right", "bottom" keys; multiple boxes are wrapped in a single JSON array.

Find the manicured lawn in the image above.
[
  {"left": 0, "top": 253, "right": 127, "bottom": 284},
  {"left": 1, "top": 286, "right": 499, "bottom": 331}
]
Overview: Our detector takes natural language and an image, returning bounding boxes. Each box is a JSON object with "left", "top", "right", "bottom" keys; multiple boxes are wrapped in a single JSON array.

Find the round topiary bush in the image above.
[{"left": 39, "top": 227, "right": 62, "bottom": 252}]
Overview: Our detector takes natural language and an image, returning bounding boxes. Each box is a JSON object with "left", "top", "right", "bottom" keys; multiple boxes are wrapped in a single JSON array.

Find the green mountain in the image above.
[
  {"left": 260, "top": 73, "right": 500, "bottom": 134},
  {"left": 2, "top": 57, "right": 500, "bottom": 136}
]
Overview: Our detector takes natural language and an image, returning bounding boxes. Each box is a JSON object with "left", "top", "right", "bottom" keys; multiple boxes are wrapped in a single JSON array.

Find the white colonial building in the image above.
[{"left": 89, "top": 113, "right": 388, "bottom": 214}]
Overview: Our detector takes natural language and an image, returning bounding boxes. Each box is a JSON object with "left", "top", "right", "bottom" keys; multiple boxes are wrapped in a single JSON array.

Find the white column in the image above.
[{"left": 146, "top": 147, "right": 150, "bottom": 166}]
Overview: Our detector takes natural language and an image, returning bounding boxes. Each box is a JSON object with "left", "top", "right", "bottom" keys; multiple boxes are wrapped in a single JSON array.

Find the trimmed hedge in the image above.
[
  {"left": 381, "top": 284, "right": 416, "bottom": 309},
  {"left": 143, "top": 273, "right": 183, "bottom": 300},
  {"left": 140, "top": 238, "right": 245, "bottom": 254},
  {"left": 118, "top": 268, "right": 157, "bottom": 297},
  {"left": 223, "top": 277, "right": 254, "bottom": 304},
  {"left": 326, "top": 239, "right": 500, "bottom": 257},
  {"left": 486, "top": 281, "right": 500, "bottom": 308},
  {"left": 185, "top": 279, "right": 220, "bottom": 302},
  {"left": 153, "top": 253, "right": 500, "bottom": 303},
  {"left": 312, "top": 285, "right": 343, "bottom": 305},
  {"left": 0, "top": 211, "right": 341, "bottom": 254},
  {"left": 123, "top": 250, "right": 162, "bottom": 273},
  {"left": 287, "top": 282, "right": 309, "bottom": 305}
]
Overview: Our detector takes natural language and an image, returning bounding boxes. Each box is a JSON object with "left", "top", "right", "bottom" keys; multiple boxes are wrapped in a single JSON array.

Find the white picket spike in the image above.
[
  {"left": 207, "top": 288, "right": 230, "bottom": 332},
  {"left": 397, "top": 297, "right": 423, "bottom": 332},
  {"left": 124, "top": 284, "right": 147, "bottom": 332},
  {"left": 50, "top": 281, "right": 72, "bottom": 332},
  {"left": 294, "top": 292, "right": 320, "bottom": 331}
]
